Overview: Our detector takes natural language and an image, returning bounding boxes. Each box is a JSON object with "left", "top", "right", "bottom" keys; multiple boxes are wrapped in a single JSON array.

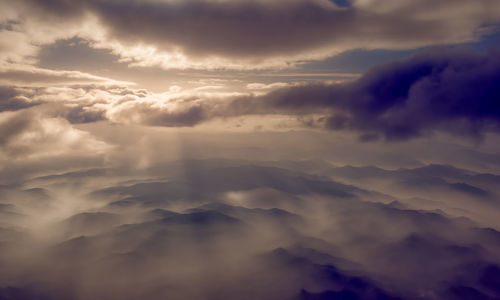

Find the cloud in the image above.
[
  {"left": 108, "top": 100, "right": 207, "bottom": 127},
  {"left": 4, "top": 0, "right": 500, "bottom": 69},
  {"left": 3, "top": 48, "right": 500, "bottom": 142},
  {"left": 73, "top": 0, "right": 500, "bottom": 69},
  {"left": 0, "top": 109, "right": 109, "bottom": 159},
  {"left": 0, "top": 86, "right": 39, "bottom": 112},
  {"left": 0, "top": 110, "right": 33, "bottom": 148},
  {"left": 105, "top": 48, "right": 500, "bottom": 141},
  {"left": 102, "top": 90, "right": 245, "bottom": 127},
  {"left": 2, "top": 3, "right": 500, "bottom": 297},
  {"left": 246, "top": 82, "right": 289, "bottom": 90},
  {"left": 1, "top": 157, "right": 500, "bottom": 299},
  {"left": 0, "top": 65, "right": 133, "bottom": 86},
  {"left": 0, "top": 84, "right": 144, "bottom": 124},
  {"left": 244, "top": 48, "right": 500, "bottom": 140}
]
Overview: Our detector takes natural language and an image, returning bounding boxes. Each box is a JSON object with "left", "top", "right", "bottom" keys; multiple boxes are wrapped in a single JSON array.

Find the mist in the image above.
[{"left": 2, "top": 0, "right": 500, "bottom": 299}]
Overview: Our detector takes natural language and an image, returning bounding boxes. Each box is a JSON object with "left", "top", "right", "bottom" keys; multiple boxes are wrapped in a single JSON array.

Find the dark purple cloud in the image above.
[
  {"left": 15, "top": 47, "right": 496, "bottom": 143},
  {"left": 81, "top": 48, "right": 500, "bottom": 142},
  {"left": 250, "top": 48, "right": 500, "bottom": 140}
]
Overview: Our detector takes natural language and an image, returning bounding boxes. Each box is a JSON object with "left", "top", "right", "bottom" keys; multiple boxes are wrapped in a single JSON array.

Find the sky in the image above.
[{"left": 1, "top": 0, "right": 500, "bottom": 299}]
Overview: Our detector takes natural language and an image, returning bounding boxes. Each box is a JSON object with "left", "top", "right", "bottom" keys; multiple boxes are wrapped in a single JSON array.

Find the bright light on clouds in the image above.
[{"left": 1, "top": 1, "right": 500, "bottom": 299}]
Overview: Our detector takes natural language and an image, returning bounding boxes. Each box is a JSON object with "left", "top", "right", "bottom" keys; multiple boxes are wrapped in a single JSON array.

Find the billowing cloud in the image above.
[
  {"left": 0, "top": 109, "right": 109, "bottom": 159},
  {"left": 2, "top": 0, "right": 500, "bottom": 69},
  {"left": 0, "top": 86, "right": 38, "bottom": 112},
  {"left": 252, "top": 48, "right": 500, "bottom": 140},
  {"left": 4, "top": 48, "right": 499, "bottom": 141},
  {"left": 65, "top": 48, "right": 499, "bottom": 141}
]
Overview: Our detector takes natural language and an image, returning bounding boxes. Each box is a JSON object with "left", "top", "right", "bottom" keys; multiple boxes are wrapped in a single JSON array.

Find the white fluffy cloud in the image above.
[{"left": 0, "top": 109, "right": 109, "bottom": 159}]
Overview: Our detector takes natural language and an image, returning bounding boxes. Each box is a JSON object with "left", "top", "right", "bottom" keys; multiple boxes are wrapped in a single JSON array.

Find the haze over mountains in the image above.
[
  {"left": 1, "top": 0, "right": 500, "bottom": 299},
  {"left": 2, "top": 150, "right": 500, "bottom": 299}
]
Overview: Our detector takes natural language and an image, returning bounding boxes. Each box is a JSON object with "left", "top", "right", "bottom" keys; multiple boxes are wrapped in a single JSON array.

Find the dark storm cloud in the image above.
[
  {"left": 122, "top": 48, "right": 500, "bottom": 141},
  {"left": 90, "top": 0, "right": 356, "bottom": 58},
  {"left": 14, "top": 0, "right": 500, "bottom": 66},
  {"left": 240, "top": 48, "right": 500, "bottom": 140},
  {"left": 72, "top": 0, "right": 500, "bottom": 58},
  {"left": 15, "top": 48, "right": 498, "bottom": 142}
]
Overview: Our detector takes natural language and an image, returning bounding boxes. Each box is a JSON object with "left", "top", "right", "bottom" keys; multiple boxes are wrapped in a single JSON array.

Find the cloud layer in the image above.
[
  {"left": 1, "top": 3, "right": 500, "bottom": 299},
  {"left": 1, "top": 155, "right": 500, "bottom": 300},
  {"left": 252, "top": 48, "right": 500, "bottom": 140},
  {"left": 3, "top": 0, "right": 500, "bottom": 69},
  {"left": 2, "top": 48, "right": 499, "bottom": 141}
]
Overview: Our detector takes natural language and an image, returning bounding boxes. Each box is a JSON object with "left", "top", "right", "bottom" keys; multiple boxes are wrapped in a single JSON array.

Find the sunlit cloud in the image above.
[
  {"left": 1, "top": 1, "right": 500, "bottom": 299},
  {"left": 0, "top": 109, "right": 109, "bottom": 160},
  {"left": 1, "top": 0, "right": 499, "bottom": 70},
  {"left": 0, "top": 64, "right": 134, "bottom": 86}
]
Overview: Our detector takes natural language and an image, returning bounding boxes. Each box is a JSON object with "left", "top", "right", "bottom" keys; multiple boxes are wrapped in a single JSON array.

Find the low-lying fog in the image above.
[{"left": 1, "top": 127, "right": 500, "bottom": 300}]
